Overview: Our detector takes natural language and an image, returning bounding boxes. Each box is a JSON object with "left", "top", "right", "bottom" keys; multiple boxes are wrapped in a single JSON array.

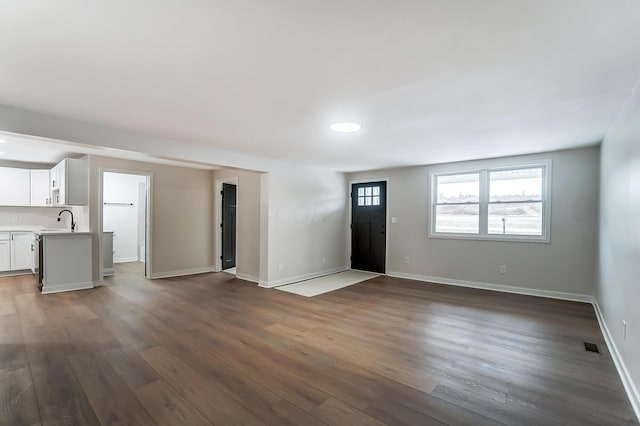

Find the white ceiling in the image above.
[{"left": 1, "top": 1, "right": 639, "bottom": 172}]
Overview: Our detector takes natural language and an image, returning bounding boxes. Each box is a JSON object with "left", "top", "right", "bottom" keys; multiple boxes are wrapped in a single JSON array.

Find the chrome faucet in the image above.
[{"left": 57, "top": 209, "right": 76, "bottom": 232}]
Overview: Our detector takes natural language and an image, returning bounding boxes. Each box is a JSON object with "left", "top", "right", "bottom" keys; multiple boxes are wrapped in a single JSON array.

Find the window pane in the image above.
[
  {"left": 365, "top": 187, "right": 372, "bottom": 196},
  {"left": 372, "top": 196, "right": 380, "bottom": 205},
  {"left": 490, "top": 168, "right": 542, "bottom": 202},
  {"left": 372, "top": 186, "right": 380, "bottom": 196},
  {"left": 358, "top": 196, "right": 365, "bottom": 206},
  {"left": 437, "top": 173, "right": 479, "bottom": 203},
  {"left": 488, "top": 202, "right": 542, "bottom": 235},
  {"left": 435, "top": 204, "right": 479, "bottom": 234},
  {"left": 365, "top": 197, "right": 372, "bottom": 206}
]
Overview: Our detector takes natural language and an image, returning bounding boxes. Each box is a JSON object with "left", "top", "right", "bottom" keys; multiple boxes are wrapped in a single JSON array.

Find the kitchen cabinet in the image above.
[
  {"left": 11, "top": 232, "right": 33, "bottom": 271},
  {"left": 0, "top": 233, "right": 10, "bottom": 272},
  {"left": 0, "top": 167, "right": 30, "bottom": 206},
  {"left": 30, "top": 169, "right": 52, "bottom": 206},
  {"left": 51, "top": 158, "right": 88, "bottom": 206}
]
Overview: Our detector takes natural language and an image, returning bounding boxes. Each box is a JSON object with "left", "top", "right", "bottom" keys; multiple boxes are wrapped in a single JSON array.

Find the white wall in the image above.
[
  {"left": 0, "top": 206, "right": 65, "bottom": 228},
  {"left": 263, "top": 164, "right": 348, "bottom": 287},
  {"left": 598, "top": 81, "right": 640, "bottom": 415},
  {"left": 348, "top": 146, "right": 599, "bottom": 298},
  {"left": 103, "top": 172, "right": 147, "bottom": 263},
  {"left": 88, "top": 155, "right": 214, "bottom": 282}
]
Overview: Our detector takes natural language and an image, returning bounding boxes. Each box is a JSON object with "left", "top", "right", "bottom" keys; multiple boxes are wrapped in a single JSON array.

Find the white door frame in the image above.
[
  {"left": 215, "top": 177, "right": 239, "bottom": 273},
  {"left": 347, "top": 178, "right": 390, "bottom": 274},
  {"left": 99, "top": 168, "right": 153, "bottom": 279}
]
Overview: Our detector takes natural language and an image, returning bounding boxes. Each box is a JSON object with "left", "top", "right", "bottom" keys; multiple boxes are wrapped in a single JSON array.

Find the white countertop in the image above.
[{"left": 0, "top": 226, "right": 91, "bottom": 235}]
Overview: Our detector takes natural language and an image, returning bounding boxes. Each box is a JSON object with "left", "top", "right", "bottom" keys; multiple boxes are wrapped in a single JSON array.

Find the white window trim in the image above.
[{"left": 428, "top": 160, "right": 552, "bottom": 243}]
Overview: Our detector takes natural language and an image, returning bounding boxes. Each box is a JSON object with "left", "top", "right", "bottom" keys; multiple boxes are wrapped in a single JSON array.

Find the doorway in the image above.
[
  {"left": 101, "top": 171, "right": 152, "bottom": 279},
  {"left": 221, "top": 183, "right": 237, "bottom": 272},
  {"left": 351, "top": 181, "right": 387, "bottom": 273},
  {"left": 215, "top": 177, "right": 238, "bottom": 275}
]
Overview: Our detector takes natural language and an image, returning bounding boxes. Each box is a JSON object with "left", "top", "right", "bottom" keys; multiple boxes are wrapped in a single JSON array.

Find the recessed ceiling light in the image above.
[
  {"left": 330, "top": 122, "right": 361, "bottom": 133},
  {"left": 0, "top": 139, "right": 6, "bottom": 144},
  {"left": 0, "top": 152, "right": 4, "bottom": 155}
]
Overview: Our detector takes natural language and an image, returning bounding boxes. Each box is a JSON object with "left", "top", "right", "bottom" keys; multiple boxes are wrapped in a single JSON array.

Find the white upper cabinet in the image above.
[
  {"left": 30, "top": 169, "right": 51, "bottom": 206},
  {"left": 0, "top": 167, "right": 31, "bottom": 206},
  {"left": 51, "top": 158, "right": 88, "bottom": 206},
  {"left": 0, "top": 157, "right": 87, "bottom": 207}
]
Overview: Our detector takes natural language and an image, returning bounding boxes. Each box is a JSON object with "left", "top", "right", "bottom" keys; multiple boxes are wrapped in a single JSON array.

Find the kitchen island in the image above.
[{"left": 38, "top": 230, "right": 93, "bottom": 294}]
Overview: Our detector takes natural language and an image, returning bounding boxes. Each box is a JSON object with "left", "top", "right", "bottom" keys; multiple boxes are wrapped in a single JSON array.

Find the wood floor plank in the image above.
[
  {"left": 0, "top": 314, "right": 28, "bottom": 372},
  {"left": 312, "top": 397, "right": 386, "bottom": 426},
  {"left": 0, "top": 262, "right": 636, "bottom": 425},
  {"left": 134, "top": 380, "right": 211, "bottom": 426},
  {"left": 27, "top": 341, "right": 101, "bottom": 425},
  {"left": 140, "top": 345, "right": 266, "bottom": 425},
  {"left": 14, "top": 294, "right": 47, "bottom": 329},
  {"left": 102, "top": 346, "right": 159, "bottom": 391},
  {"left": 0, "top": 367, "right": 41, "bottom": 426},
  {"left": 66, "top": 351, "right": 155, "bottom": 425},
  {"left": 0, "top": 288, "right": 16, "bottom": 316},
  {"left": 136, "top": 322, "right": 326, "bottom": 425}
]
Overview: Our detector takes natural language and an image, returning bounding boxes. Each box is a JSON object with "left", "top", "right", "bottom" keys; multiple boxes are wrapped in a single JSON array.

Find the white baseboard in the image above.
[
  {"left": 386, "top": 271, "right": 594, "bottom": 303},
  {"left": 41, "top": 281, "right": 94, "bottom": 294},
  {"left": 114, "top": 257, "right": 139, "bottom": 263},
  {"left": 593, "top": 300, "right": 640, "bottom": 421},
  {"left": 103, "top": 268, "right": 115, "bottom": 276},
  {"left": 150, "top": 266, "right": 215, "bottom": 279},
  {"left": 0, "top": 269, "right": 33, "bottom": 278},
  {"left": 259, "top": 265, "right": 348, "bottom": 288},
  {"left": 236, "top": 273, "right": 259, "bottom": 283}
]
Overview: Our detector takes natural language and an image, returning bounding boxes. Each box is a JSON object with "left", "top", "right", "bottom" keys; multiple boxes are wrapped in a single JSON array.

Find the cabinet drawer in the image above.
[{"left": 0, "top": 232, "right": 10, "bottom": 241}]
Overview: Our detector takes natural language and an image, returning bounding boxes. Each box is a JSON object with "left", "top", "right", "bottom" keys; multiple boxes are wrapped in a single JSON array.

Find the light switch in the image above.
[{"left": 391, "top": 217, "right": 398, "bottom": 224}]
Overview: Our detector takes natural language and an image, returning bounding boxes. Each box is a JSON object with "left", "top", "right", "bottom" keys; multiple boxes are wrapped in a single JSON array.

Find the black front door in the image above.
[
  {"left": 351, "top": 181, "right": 386, "bottom": 273},
  {"left": 221, "top": 183, "right": 237, "bottom": 270}
]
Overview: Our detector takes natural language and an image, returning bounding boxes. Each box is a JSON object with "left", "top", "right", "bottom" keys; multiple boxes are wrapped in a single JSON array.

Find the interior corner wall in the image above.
[
  {"left": 598, "top": 82, "right": 640, "bottom": 414},
  {"left": 87, "top": 155, "right": 214, "bottom": 281},
  {"left": 212, "top": 168, "right": 262, "bottom": 281},
  {"left": 264, "top": 164, "right": 348, "bottom": 286},
  {"left": 347, "top": 146, "right": 600, "bottom": 298}
]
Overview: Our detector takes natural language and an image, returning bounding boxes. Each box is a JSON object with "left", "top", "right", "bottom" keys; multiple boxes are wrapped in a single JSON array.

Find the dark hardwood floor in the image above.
[{"left": 0, "top": 262, "right": 636, "bottom": 425}]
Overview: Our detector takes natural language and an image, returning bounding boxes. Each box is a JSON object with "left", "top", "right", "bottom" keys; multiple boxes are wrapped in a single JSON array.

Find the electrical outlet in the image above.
[
  {"left": 499, "top": 265, "right": 507, "bottom": 274},
  {"left": 391, "top": 217, "right": 398, "bottom": 224},
  {"left": 623, "top": 320, "right": 628, "bottom": 339},
  {"left": 11, "top": 215, "right": 18, "bottom": 222},
  {"left": 277, "top": 263, "right": 283, "bottom": 271},
  {"left": 404, "top": 256, "right": 410, "bottom": 264},
  {"left": 321, "top": 256, "right": 326, "bottom": 264}
]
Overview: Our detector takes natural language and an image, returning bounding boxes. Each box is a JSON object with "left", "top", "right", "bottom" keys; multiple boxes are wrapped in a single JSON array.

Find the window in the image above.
[
  {"left": 429, "top": 162, "right": 551, "bottom": 242},
  {"left": 357, "top": 185, "right": 381, "bottom": 206}
]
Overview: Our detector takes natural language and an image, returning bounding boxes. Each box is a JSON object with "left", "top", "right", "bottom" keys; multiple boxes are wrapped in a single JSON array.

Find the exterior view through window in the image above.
[{"left": 430, "top": 162, "right": 550, "bottom": 241}]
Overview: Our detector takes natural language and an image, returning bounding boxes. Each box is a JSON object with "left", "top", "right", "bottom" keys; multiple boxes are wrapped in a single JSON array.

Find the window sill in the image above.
[{"left": 427, "top": 233, "right": 550, "bottom": 244}]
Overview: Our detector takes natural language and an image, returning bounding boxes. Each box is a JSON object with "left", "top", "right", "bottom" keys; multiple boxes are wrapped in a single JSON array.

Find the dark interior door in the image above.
[
  {"left": 221, "top": 183, "right": 237, "bottom": 270},
  {"left": 351, "top": 181, "right": 386, "bottom": 273}
]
